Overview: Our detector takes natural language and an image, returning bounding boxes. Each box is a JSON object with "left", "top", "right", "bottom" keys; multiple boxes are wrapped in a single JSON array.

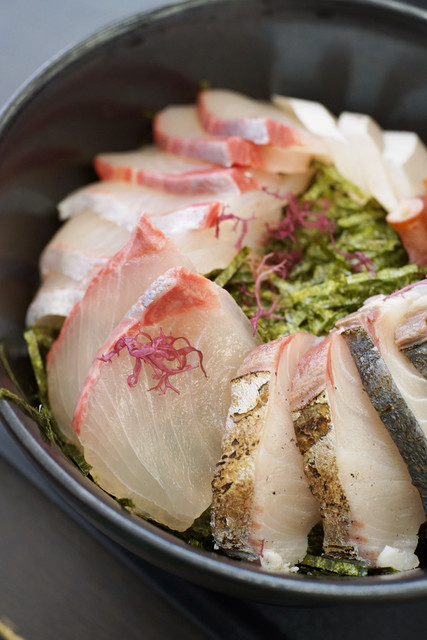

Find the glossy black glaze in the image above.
[{"left": 1, "top": 0, "right": 427, "bottom": 605}]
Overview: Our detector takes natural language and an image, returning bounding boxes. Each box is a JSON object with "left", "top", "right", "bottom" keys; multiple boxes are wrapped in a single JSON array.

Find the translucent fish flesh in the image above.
[
  {"left": 46, "top": 216, "right": 194, "bottom": 445},
  {"left": 211, "top": 332, "right": 321, "bottom": 572},
  {"left": 337, "top": 285, "right": 427, "bottom": 511},
  {"left": 94, "top": 145, "right": 260, "bottom": 194},
  {"left": 290, "top": 332, "right": 424, "bottom": 570},
  {"left": 72, "top": 267, "right": 260, "bottom": 531}
]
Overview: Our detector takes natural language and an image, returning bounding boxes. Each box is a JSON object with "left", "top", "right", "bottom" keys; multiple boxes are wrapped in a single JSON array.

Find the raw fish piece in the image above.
[
  {"left": 198, "top": 89, "right": 324, "bottom": 152},
  {"left": 337, "top": 284, "right": 427, "bottom": 511},
  {"left": 154, "top": 104, "right": 262, "bottom": 168},
  {"left": 395, "top": 307, "right": 427, "bottom": 377},
  {"left": 26, "top": 271, "right": 87, "bottom": 327},
  {"left": 58, "top": 177, "right": 310, "bottom": 230},
  {"left": 40, "top": 210, "right": 131, "bottom": 280},
  {"left": 46, "top": 216, "right": 194, "bottom": 446},
  {"left": 72, "top": 267, "right": 260, "bottom": 531},
  {"left": 154, "top": 104, "right": 312, "bottom": 173},
  {"left": 211, "top": 332, "right": 321, "bottom": 572},
  {"left": 290, "top": 332, "right": 424, "bottom": 570},
  {"left": 94, "top": 145, "right": 259, "bottom": 194},
  {"left": 386, "top": 196, "right": 427, "bottom": 266},
  {"left": 382, "top": 131, "right": 427, "bottom": 201}
]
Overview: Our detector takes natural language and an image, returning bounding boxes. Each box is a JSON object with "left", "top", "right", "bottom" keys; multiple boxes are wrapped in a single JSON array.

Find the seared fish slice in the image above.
[
  {"left": 337, "top": 285, "right": 427, "bottom": 511},
  {"left": 290, "top": 332, "right": 424, "bottom": 570},
  {"left": 211, "top": 332, "right": 320, "bottom": 572}
]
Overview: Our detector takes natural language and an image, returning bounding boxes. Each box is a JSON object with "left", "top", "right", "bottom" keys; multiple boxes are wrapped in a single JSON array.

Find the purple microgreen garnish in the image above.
[
  {"left": 385, "top": 276, "right": 427, "bottom": 299},
  {"left": 99, "top": 328, "right": 206, "bottom": 394},
  {"left": 215, "top": 204, "right": 256, "bottom": 250}
]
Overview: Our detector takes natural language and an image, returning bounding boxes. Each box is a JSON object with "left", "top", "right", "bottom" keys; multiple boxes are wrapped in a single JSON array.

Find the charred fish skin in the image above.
[
  {"left": 211, "top": 371, "right": 270, "bottom": 559},
  {"left": 292, "top": 390, "right": 359, "bottom": 562},
  {"left": 395, "top": 307, "right": 427, "bottom": 378},
  {"left": 401, "top": 340, "right": 427, "bottom": 379},
  {"left": 341, "top": 325, "right": 427, "bottom": 510}
]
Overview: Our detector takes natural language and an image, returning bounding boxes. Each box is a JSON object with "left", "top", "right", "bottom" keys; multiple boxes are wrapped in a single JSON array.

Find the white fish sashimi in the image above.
[
  {"left": 154, "top": 104, "right": 312, "bottom": 173},
  {"left": 198, "top": 89, "right": 326, "bottom": 153},
  {"left": 40, "top": 210, "right": 131, "bottom": 280},
  {"left": 340, "top": 285, "right": 427, "bottom": 439},
  {"left": 212, "top": 332, "right": 321, "bottom": 573},
  {"left": 290, "top": 332, "right": 424, "bottom": 570},
  {"left": 72, "top": 267, "right": 260, "bottom": 531},
  {"left": 26, "top": 271, "right": 87, "bottom": 327},
  {"left": 94, "top": 145, "right": 260, "bottom": 194},
  {"left": 56, "top": 175, "right": 310, "bottom": 274},
  {"left": 46, "top": 216, "right": 194, "bottom": 446}
]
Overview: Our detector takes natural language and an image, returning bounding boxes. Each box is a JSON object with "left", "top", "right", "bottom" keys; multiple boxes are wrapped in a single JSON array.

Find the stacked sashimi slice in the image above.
[
  {"left": 71, "top": 267, "right": 259, "bottom": 531},
  {"left": 211, "top": 333, "right": 321, "bottom": 572},
  {"left": 27, "top": 88, "right": 427, "bottom": 574},
  {"left": 212, "top": 283, "right": 427, "bottom": 572}
]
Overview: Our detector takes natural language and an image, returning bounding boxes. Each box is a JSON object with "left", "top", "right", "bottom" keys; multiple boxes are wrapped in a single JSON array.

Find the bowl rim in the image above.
[{"left": 2, "top": 0, "right": 427, "bottom": 605}]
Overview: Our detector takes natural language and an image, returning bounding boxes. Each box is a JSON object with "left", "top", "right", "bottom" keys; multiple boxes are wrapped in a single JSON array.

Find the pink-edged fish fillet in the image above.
[
  {"left": 154, "top": 104, "right": 312, "bottom": 173},
  {"left": 26, "top": 271, "right": 88, "bottom": 327},
  {"left": 72, "top": 266, "right": 260, "bottom": 531},
  {"left": 57, "top": 175, "right": 310, "bottom": 273},
  {"left": 40, "top": 210, "right": 131, "bottom": 281},
  {"left": 46, "top": 216, "right": 194, "bottom": 447},
  {"left": 94, "top": 145, "right": 259, "bottom": 194},
  {"left": 290, "top": 332, "right": 424, "bottom": 571},
  {"left": 197, "top": 88, "right": 323, "bottom": 151},
  {"left": 212, "top": 332, "right": 321, "bottom": 572}
]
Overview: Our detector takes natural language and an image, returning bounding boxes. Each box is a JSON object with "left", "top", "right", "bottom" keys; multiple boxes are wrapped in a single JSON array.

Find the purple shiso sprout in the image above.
[
  {"left": 386, "top": 276, "right": 427, "bottom": 299},
  {"left": 99, "top": 328, "right": 206, "bottom": 394},
  {"left": 215, "top": 204, "right": 256, "bottom": 251}
]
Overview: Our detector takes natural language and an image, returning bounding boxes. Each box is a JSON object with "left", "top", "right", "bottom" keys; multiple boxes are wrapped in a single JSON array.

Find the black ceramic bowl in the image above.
[{"left": 1, "top": 0, "right": 427, "bottom": 606}]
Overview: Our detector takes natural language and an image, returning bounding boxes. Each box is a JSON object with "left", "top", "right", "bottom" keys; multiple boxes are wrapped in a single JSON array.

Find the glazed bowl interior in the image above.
[{"left": 1, "top": 0, "right": 427, "bottom": 606}]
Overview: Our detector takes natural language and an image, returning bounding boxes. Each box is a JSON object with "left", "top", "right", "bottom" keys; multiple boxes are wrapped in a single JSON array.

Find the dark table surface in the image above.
[{"left": 2, "top": 2, "right": 427, "bottom": 639}]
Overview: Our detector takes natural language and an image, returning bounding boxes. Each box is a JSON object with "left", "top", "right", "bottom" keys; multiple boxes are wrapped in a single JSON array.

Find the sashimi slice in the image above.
[
  {"left": 40, "top": 210, "right": 131, "bottom": 280},
  {"left": 290, "top": 332, "right": 424, "bottom": 570},
  {"left": 154, "top": 104, "right": 262, "bottom": 168},
  {"left": 154, "top": 104, "right": 312, "bottom": 173},
  {"left": 46, "top": 216, "right": 194, "bottom": 446},
  {"left": 58, "top": 176, "right": 310, "bottom": 230},
  {"left": 198, "top": 89, "right": 325, "bottom": 153},
  {"left": 94, "top": 145, "right": 259, "bottom": 194},
  {"left": 211, "top": 332, "right": 321, "bottom": 573},
  {"left": 26, "top": 271, "right": 87, "bottom": 327},
  {"left": 337, "top": 285, "right": 427, "bottom": 511},
  {"left": 72, "top": 267, "right": 260, "bottom": 531}
]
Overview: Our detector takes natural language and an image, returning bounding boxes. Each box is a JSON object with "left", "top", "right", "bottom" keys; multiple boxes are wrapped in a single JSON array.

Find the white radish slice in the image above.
[
  {"left": 337, "top": 112, "right": 398, "bottom": 211},
  {"left": 26, "top": 271, "right": 88, "bottom": 328},
  {"left": 40, "top": 210, "right": 131, "bottom": 280},
  {"left": 46, "top": 216, "right": 194, "bottom": 446},
  {"left": 272, "top": 94, "right": 341, "bottom": 140},
  {"left": 94, "top": 145, "right": 260, "bottom": 194},
  {"left": 382, "top": 131, "right": 427, "bottom": 201},
  {"left": 72, "top": 266, "right": 260, "bottom": 530}
]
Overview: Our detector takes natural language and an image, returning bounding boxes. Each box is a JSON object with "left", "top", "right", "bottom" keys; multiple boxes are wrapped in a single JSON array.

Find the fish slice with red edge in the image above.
[
  {"left": 94, "top": 145, "right": 260, "bottom": 194},
  {"left": 72, "top": 266, "right": 260, "bottom": 531},
  {"left": 46, "top": 215, "right": 194, "bottom": 447}
]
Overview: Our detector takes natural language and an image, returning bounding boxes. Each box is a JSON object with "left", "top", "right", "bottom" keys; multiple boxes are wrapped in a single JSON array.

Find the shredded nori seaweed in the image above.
[{"left": 213, "top": 163, "right": 427, "bottom": 341}]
